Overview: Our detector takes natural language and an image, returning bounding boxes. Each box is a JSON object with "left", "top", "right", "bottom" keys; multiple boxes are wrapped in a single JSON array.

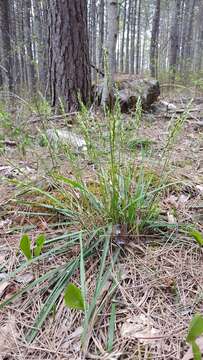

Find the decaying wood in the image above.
[{"left": 1, "top": 140, "right": 17, "bottom": 146}]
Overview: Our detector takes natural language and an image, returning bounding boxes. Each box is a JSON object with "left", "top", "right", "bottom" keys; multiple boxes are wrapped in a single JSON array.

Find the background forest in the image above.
[{"left": 0, "top": 0, "right": 203, "bottom": 96}]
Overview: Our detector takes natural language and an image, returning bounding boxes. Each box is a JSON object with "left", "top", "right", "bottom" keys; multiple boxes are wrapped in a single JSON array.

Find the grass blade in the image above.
[{"left": 107, "top": 302, "right": 116, "bottom": 352}]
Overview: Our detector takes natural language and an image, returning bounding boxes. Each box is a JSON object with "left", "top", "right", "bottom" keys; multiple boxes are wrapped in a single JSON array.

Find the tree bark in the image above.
[
  {"left": 169, "top": 0, "right": 181, "bottom": 82},
  {"left": 0, "top": 0, "right": 13, "bottom": 90},
  {"left": 98, "top": 0, "right": 105, "bottom": 70},
  {"left": 150, "top": 0, "right": 160, "bottom": 78},
  {"left": 120, "top": 0, "right": 127, "bottom": 73},
  {"left": 91, "top": 0, "right": 97, "bottom": 81},
  {"left": 183, "top": 0, "right": 196, "bottom": 77},
  {"left": 48, "top": 0, "right": 91, "bottom": 112},
  {"left": 24, "top": 0, "right": 36, "bottom": 91},
  {"left": 135, "top": 0, "right": 141, "bottom": 74},
  {"left": 125, "top": 0, "right": 132, "bottom": 73},
  {"left": 130, "top": 0, "right": 137, "bottom": 74}
]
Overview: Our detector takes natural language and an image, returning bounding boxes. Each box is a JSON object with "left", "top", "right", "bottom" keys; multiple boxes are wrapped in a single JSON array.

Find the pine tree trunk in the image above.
[
  {"left": 120, "top": 0, "right": 127, "bottom": 73},
  {"left": 169, "top": 0, "right": 181, "bottom": 82},
  {"left": 16, "top": 0, "right": 27, "bottom": 88},
  {"left": 196, "top": 1, "right": 203, "bottom": 71},
  {"left": 180, "top": 0, "right": 190, "bottom": 75},
  {"left": 136, "top": 0, "right": 141, "bottom": 74},
  {"left": 150, "top": 0, "right": 160, "bottom": 78},
  {"left": 98, "top": 0, "right": 105, "bottom": 70},
  {"left": 130, "top": 0, "right": 137, "bottom": 74},
  {"left": 125, "top": 0, "right": 131, "bottom": 73},
  {"left": 0, "top": 0, "right": 13, "bottom": 90},
  {"left": 24, "top": 0, "right": 36, "bottom": 91},
  {"left": 33, "top": 0, "right": 44, "bottom": 89},
  {"left": 183, "top": 0, "right": 196, "bottom": 76},
  {"left": 10, "top": 0, "right": 21, "bottom": 91},
  {"left": 48, "top": 0, "right": 91, "bottom": 112},
  {"left": 91, "top": 0, "right": 97, "bottom": 81}
]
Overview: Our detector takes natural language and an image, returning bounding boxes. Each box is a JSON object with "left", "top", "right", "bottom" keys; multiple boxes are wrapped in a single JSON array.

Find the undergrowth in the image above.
[{"left": 0, "top": 95, "right": 193, "bottom": 353}]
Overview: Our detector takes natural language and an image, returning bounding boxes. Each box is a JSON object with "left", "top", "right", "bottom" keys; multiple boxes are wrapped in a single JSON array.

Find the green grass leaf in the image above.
[
  {"left": 54, "top": 174, "right": 84, "bottom": 190},
  {"left": 189, "top": 229, "right": 203, "bottom": 246},
  {"left": 186, "top": 314, "right": 203, "bottom": 342},
  {"left": 64, "top": 283, "right": 85, "bottom": 311},
  {"left": 79, "top": 233, "right": 87, "bottom": 316},
  {"left": 34, "top": 234, "right": 45, "bottom": 257},
  {"left": 107, "top": 302, "right": 116, "bottom": 352},
  {"left": 20, "top": 234, "right": 32, "bottom": 260},
  {"left": 191, "top": 341, "right": 202, "bottom": 360}
]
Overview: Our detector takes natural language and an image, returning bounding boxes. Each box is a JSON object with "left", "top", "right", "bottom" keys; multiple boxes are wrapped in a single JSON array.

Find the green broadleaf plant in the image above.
[
  {"left": 20, "top": 234, "right": 32, "bottom": 260},
  {"left": 64, "top": 283, "right": 85, "bottom": 311},
  {"left": 186, "top": 314, "right": 203, "bottom": 360},
  {"left": 20, "top": 233, "right": 45, "bottom": 260},
  {"left": 189, "top": 229, "right": 203, "bottom": 246},
  {"left": 34, "top": 234, "right": 46, "bottom": 257}
]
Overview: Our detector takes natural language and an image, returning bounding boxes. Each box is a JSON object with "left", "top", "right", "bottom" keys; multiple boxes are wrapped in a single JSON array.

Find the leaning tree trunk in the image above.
[
  {"left": 48, "top": 0, "right": 91, "bottom": 111},
  {"left": 150, "top": 0, "right": 160, "bottom": 78}
]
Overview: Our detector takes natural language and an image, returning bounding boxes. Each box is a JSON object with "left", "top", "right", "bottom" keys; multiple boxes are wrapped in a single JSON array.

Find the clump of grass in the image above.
[{"left": 0, "top": 94, "right": 191, "bottom": 351}]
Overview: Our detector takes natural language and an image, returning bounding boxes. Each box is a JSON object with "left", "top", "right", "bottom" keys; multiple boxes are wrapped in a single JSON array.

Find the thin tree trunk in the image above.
[
  {"left": 135, "top": 0, "right": 141, "bottom": 74},
  {"left": 120, "top": 0, "right": 127, "bottom": 72},
  {"left": 150, "top": 0, "right": 160, "bottom": 78},
  {"left": 130, "top": 0, "right": 137, "bottom": 74},
  {"left": 91, "top": 0, "right": 97, "bottom": 81},
  {"left": 196, "top": 1, "right": 203, "bottom": 71},
  {"left": 169, "top": 0, "right": 181, "bottom": 82},
  {"left": 98, "top": 0, "right": 105, "bottom": 70},
  {"left": 183, "top": 0, "right": 196, "bottom": 77},
  {"left": 24, "top": 0, "right": 36, "bottom": 92},
  {"left": 0, "top": 0, "right": 13, "bottom": 90},
  {"left": 125, "top": 0, "right": 131, "bottom": 73},
  {"left": 101, "top": 0, "right": 118, "bottom": 107}
]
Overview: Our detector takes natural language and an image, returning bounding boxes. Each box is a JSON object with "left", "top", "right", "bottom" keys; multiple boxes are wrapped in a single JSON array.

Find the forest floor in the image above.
[{"left": 0, "top": 87, "right": 203, "bottom": 359}]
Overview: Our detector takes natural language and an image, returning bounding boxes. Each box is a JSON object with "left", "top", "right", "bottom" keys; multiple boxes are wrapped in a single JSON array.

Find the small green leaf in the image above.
[
  {"left": 20, "top": 234, "right": 32, "bottom": 260},
  {"left": 34, "top": 234, "right": 45, "bottom": 257},
  {"left": 64, "top": 283, "right": 84, "bottom": 311},
  {"left": 107, "top": 302, "right": 116, "bottom": 352},
  {"left": 189, "top": 229, "right": 203, "bottom": 246},
  {"left": 191, "top": 341, "right": 202, "bottom": 360},
  {"left": 186, "top": 314, "right": 203, "bottom": 343}
]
